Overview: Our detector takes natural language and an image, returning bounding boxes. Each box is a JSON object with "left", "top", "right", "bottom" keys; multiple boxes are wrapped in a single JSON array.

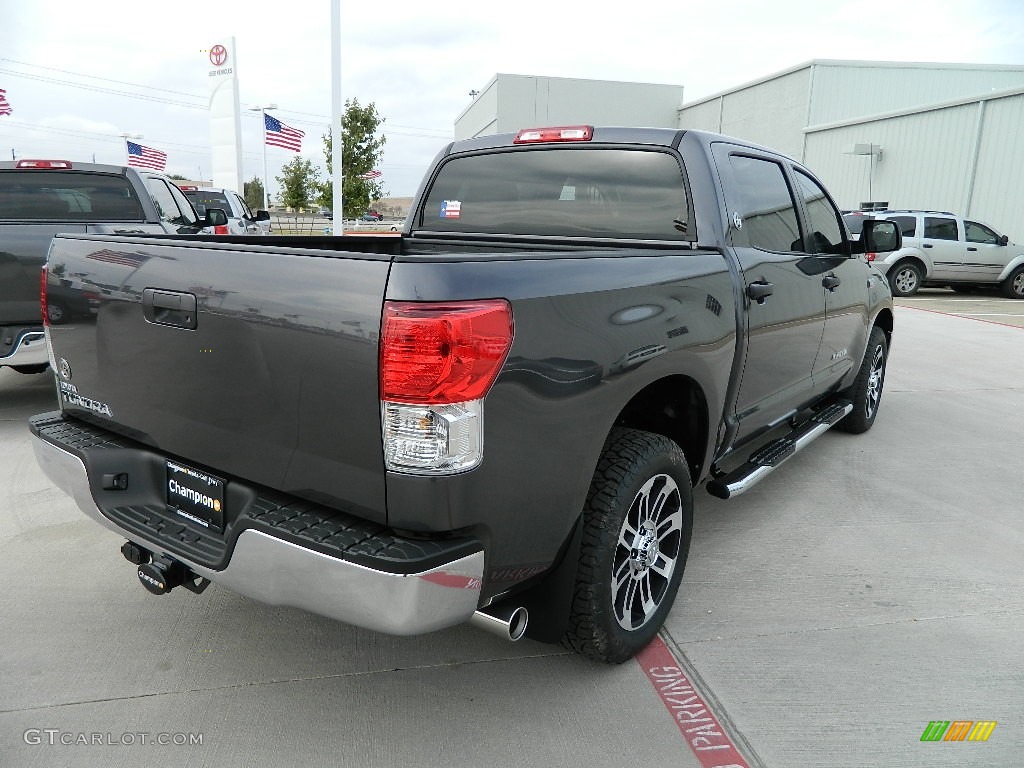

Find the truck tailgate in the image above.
[{"left": 45, "top": 234, "right": 392, "bottom": 522}]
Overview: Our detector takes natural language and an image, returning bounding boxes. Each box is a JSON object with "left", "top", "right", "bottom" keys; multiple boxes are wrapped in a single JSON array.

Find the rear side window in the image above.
[
  {"left": 924, "top": 217, "right": 959, "bottom": 241},
  {"left": 727, "top": 155, "right": 801, "bottom": 252},
  {"left": 0, "top": 171, "right": 145, "bottom": 221},
  {"left": 889, "top": 216, "right": 916, "bottom": 237},
  {"left": 419, "top": 148, "right": 690, "bottom": 240}
]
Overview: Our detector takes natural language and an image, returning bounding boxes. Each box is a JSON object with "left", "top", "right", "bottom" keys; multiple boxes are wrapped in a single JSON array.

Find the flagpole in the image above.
[
  {"left": 120, "top": 133, "right": 142, "bottom": 165},
  {"left": 261, "top": 115, "right": 269, "bottom": 210},
  {"left": 330, "top": 0, "right": 343, "bottom": 236}
]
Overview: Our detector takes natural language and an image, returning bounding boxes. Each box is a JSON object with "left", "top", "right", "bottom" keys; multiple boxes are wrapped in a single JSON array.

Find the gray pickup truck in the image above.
[
  {"left": 0, "top": 159, "right": 226, "bottom": 372},
  {"left": 30, "top": 127, "right": 900, "bottom": 663}
]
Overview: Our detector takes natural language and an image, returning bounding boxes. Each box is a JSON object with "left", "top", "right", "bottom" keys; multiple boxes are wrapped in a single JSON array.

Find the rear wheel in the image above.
[
  {"left": 837, "top": 326, "right": 888, "bottom": 434},
  {"left": 562, "top": 428, "right": 693, "bottom": 664},
  {"left": 1002, "top": 266, "right": 1024, "bottom": 299},
  {"left": 888, "top": 261, "right": 922, "bottom": 297}
]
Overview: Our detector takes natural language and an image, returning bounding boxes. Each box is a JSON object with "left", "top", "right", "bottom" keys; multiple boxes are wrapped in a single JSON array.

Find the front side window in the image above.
[
  {"left": 727, "top": 155, "right": 801, "bottom": 252},
  {"left": 965, "top": 220, "right": 998, "bottom": 245},
  {"left": 794, "top": 170, "right": 846, "bottom": 254},
  {"left": 924, "top": 217, "right": 959, "bottom": 241},
  {"left": 420, "top": 148, "right": 690, "bottom": 240},
  {"left": 145, "top": 179, "right": 198, "bottom": 227}
]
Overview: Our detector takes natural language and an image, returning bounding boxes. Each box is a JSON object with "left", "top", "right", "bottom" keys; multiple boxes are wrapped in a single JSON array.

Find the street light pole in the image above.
[
  {"left": 249, "top": 104, "right": 278, "bottom": 210},
  {"left": 331, "top": 0, "right": 343, "bottom": 235}
]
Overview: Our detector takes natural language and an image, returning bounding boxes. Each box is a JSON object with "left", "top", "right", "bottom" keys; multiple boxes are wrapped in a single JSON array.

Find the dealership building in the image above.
[{"left": 455, "top": 61, "right": 1024, "bottom": 240}]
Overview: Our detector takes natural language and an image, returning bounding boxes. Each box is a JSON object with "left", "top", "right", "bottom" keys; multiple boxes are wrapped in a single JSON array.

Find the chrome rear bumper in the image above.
[
  {"left": 33, "top": 437, "right": 485, "bottom": 636},
  {"left": 0, "top": 330, "right": 48, "bottom": 366}
]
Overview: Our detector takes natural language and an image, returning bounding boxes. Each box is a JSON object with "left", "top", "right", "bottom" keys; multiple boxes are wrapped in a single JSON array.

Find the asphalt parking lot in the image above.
[{"left": 1, "top": 292, "right": 1021, "bottom": 767}]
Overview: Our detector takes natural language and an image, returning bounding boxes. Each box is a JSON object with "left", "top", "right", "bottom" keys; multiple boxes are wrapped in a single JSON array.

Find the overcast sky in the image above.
[{"left": 1, "top": 0, "right": 1022, "bottom": 198}]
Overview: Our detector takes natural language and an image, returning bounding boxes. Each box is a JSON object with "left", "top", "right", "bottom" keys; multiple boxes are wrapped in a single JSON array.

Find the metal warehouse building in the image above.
[{"left": 456, "top": 61, "right": 1024, "bottom": 240}]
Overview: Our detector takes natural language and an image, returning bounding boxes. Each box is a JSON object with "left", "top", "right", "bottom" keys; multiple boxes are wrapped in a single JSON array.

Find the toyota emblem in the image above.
[
  {"left": 209, "top": 45, "right": 228, "bottom": 66},
  {"left": 59, "top": 358, "right": 72, "bottom": 380}
]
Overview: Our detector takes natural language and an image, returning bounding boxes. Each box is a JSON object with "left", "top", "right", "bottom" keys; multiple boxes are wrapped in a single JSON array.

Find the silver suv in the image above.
[{"left": 850, "top": 210, "right": 1024, "bottom": 298}]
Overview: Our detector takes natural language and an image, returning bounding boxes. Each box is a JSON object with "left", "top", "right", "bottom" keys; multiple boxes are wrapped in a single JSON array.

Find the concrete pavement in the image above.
[{"left": 2, "top": 297, "right": 1021, "bottom": 767}]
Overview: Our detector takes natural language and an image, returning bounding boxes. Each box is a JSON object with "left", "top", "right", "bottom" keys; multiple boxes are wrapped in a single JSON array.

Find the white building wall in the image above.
[
  {"left": 968, "top": 94, "right": 1024, "bottom": 237},
  {"left": 808, "top": 61, "right": 1024, "bottom": 126},
  {"left": 454, "top": 74, "right": 683, "bottom": 140},
  {"left": 804, "top": 89, "right": 1024, "bottom": 242},
  {"left": 454, "top": 76, "right": 499, "bottom": 140},
  {"left": 678, "top": 66, "right": 811, "bottom": 158}
]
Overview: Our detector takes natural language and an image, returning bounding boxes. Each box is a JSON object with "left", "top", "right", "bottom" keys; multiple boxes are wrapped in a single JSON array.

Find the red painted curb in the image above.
[{"left": 636, "top": 636, "right": 750, "bottom": 768}]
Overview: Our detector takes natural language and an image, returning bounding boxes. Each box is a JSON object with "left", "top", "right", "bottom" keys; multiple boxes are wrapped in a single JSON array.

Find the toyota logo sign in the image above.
[{"left": 209, "top": 45, "right": 228, "bottom": 66}]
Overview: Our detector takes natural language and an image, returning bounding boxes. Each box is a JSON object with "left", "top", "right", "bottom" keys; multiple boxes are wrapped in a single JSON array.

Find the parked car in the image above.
[
  {"left": 853, "top": 209, "right": 1024, "bottom": 298},
  {"left": 179, "top": 186, "right": 271, "bottom": 235},
  {"left": 0, "top": 159, "right": 226, "bottom": 373},
  {"left": 317, "top": 208, "right": 332, "bottom": 220},
  {"left": 362, "top": 209, "right": 383, "bottom": 221}
]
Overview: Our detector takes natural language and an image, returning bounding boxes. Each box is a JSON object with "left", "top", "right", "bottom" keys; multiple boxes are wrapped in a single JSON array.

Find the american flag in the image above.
[
  {"left": 86, "top": 249, "right": 151, "bottom": 268},
  {"left": 359, "top": 169, "right": 382, "bottom": 180},
  {"left": 264, "top": 114, "right": 304, "bottom": 152},
  {"left": 126, "top": 141, "right": 167, "bottom": 171},
  {"left": 0, "top": 88, "right": 12, "bottom": 116}
]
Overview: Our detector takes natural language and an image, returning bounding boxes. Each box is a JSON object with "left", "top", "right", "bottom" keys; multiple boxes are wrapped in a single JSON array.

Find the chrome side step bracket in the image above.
[{"left": 706, "top": 401, "right": 853, "bottom": 500}]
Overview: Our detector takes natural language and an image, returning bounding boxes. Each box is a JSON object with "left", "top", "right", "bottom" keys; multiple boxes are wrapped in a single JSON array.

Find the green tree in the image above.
[
  {"left": 167, "top": 173, "right": 188, "bottom": 181},
  {"left": 320, "top": 99, "right": 386, "bottom": 218},
  {"left": 244, "top": 177, "right": 266, "bottom": 210},
  {"left": 276, "top": 157, "right": 321, "bottom": 211}
]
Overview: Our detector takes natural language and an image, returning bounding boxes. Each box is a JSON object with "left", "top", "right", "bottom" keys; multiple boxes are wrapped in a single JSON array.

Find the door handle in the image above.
[
  {"left": 967, "top": 246, "right": 978, "bottom": 251},
  {"left": 746, "top": 281, "right": 774, "bottom": 304},
  {"left": 922, "top": 243, "right": 933, "bottom": 248},
  {"left": 822, "top": 275, "right": 841, "bottom": 291},
  {"left": 142, "top": 289, "right": 197, "bottom": 330}
]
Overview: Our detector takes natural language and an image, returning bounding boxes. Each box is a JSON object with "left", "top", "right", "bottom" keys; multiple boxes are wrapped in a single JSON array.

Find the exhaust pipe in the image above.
[{"left": 470, "top": 602, "right": 529, "bottom": 641}]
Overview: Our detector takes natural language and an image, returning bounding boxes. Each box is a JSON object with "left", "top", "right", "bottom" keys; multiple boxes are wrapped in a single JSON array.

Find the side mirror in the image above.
[
  {"left": 999, "top": 234, "right": 1009, "bottom": 246},
  {"left": 860, "top": 219, "right": 901, "bottom": 254},
  {"left": 254, "top": 210, "right": 271, "bottom": 222},
  {"left": 204, "top": 208, "right": 229, "bottom": 227}
]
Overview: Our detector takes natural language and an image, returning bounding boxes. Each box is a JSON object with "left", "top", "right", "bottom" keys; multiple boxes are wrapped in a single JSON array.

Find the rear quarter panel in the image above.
[{"left": 383, "top": 250, "right": 736, "bottom": 596}]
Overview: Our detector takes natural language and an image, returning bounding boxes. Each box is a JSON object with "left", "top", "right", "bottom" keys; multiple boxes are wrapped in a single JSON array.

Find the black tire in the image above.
[
  {"left": 1001, "top": 266, "right": 1024, "bottom": 299},
  {"left": 888, "top": 261, "right": 923, "bottom": 297},
  {"left": 837, "top": 326, "right": 888, "bottom": 434},
  {"left": 11, "top": 364, "right": 49, "bottom": 374},
  {"left": 47, "top": 300, "right": 69, "bottom": 325},
  {"left": 562, "top": 427, "right": 693, "bottom": 664}
]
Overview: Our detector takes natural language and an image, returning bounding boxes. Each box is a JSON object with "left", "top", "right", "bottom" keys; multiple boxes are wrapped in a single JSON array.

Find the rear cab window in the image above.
[
  {"left": 184, "top": 190, "right": 234, "bottom": 218},
  {"left": 0, "top": 171, "right": 145, "bottom": 221},
  {"left": 418, "top": 148, "right": 691, "bottom": 241}
]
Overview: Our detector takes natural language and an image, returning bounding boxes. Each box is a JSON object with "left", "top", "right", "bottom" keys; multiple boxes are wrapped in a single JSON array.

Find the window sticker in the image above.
[{"left": 440, "top": 200, "right": 462, "bottom": 219}]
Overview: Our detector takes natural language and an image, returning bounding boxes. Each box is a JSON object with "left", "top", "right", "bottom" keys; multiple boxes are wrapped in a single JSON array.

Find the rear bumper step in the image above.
[
  {"left": 706, "top": 401, "right": 853, "bottom": 500},
  {"left": 30, "top": 412, "right": 485, "bottom": 637}
]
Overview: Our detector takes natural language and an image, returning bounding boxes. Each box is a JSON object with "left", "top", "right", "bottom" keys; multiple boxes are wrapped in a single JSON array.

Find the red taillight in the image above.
[
  {"left": 513, "top": 125, "right": 593, "bottom": 144},
  {"left": 380, "top": 300, "right": 513, "bottom": 404},
  {"left": 40, "top": 267, "right": 49, "bottom": 326},
  {"left": 17, "top": 159, "right": 72, "bottom": 169},
  {"left": 178, "top": 185, "right": 198, "bottom": 191},
  {"left": 214, "top": 224, "right": 229, "bottom": 235},
  {"left": 866, "top": 252, "right": 876, "bottom": 262}
]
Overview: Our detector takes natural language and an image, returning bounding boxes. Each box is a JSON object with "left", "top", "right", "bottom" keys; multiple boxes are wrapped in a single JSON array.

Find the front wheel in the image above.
[
  {"left": 888, "top": 261, "right": 922, "bottom": 297},
  {"left": 1002, "top": 266, "right": 1024, "bottom": 299},
  {"left": 837, "top": 326, "right": 888, "bottom": 434},
  {"left": 562, "top": 428, "right": 693, "bottom": 664}
]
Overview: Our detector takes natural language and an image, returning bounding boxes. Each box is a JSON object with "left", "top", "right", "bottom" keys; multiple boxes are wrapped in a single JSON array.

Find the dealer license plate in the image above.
[{"left": 166, "top": 460, "right": 225, "bottom": 532}]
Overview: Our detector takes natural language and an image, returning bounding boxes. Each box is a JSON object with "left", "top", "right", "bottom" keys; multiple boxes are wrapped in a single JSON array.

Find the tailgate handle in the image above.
[{"left": 143, "top": 289, "right": 197, "bottom": 330}]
